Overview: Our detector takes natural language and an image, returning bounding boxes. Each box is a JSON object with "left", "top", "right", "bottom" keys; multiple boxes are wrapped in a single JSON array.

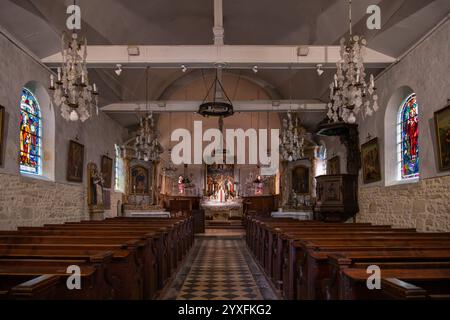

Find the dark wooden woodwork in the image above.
[
  {"left": 315, "top": 174, "right": 358, "bottom": 222},
  {"left": 245, "top": 216, "right": 450, "bottom": 301},
  {"left": 0, "top": 216, "right": 194, "bottom": 300},
  {"left": 242, "top": 195, "right": 279, "bottom": 217}
]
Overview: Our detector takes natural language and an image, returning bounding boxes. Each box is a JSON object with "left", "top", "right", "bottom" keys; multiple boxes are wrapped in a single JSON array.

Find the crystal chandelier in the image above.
[
  {"left": 134, "top": 113, "right": 163, "bottom": 161},
  {"left": 162, "top": 152, "right": 178, "bottom": 178},
  {"left": 134, "top": 67, "right": 163, "bottom": 162},
  {"left": 280, "top": 111, "right": 305, "bottom": 162},
  {"left": 327, "top": 0, "right": 379, "bottom": 124},
  {"left": 49, "top": 30, "right": 98, "bottom": 122}
]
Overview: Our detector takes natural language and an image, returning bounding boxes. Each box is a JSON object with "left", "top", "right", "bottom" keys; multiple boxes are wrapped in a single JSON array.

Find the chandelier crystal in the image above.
[
  {"left": 162, "top": 150, "right": 179, "bottom": 178},
  {"left": 279, "top": 111, "right": 305, "bottom": 162},
  {"left": 49, "top": 31, "right": 98, "bottom": 122},
  {"left": 134, "top": 112, "right": 163, "bottom": 162},
  {"left": 328, "top": 0, "right": 379, "bottom": 124}
]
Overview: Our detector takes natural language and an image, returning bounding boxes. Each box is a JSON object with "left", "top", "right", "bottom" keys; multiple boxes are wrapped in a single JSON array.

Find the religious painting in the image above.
[
  {"left": 130, "top": 165, "right": 149, "bottom": 194},
  {"left": 67, "top": 140, "right": 84, "bottom": 182},
  {"left": 434, "top": 103, "right": 450, "bottom": 171},
  {"left": 361, "top": 138, "right": 382, "bottom": 184},
  {"left": 206, "top": 163, "right": 235, "bottom": 201},
  {"left": 399, "top": 93, "right": 420, "bottom": 179},
  {"left": 0, "top": 106, "right": 4, "bottom": 166},
  {"left": 327, "top": 156, "right": 340, "bottom": 175},
  {"left": 292, "top": 165, "right": 310, "bottom": 194},
  {"left": 101, "top": 155, "right": 113, "bottom": 189}
]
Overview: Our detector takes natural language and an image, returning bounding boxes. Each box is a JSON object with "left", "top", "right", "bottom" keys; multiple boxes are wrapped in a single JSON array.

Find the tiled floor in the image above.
[{"left": 161, "top": 236, "right": 278, "bottom": 300}]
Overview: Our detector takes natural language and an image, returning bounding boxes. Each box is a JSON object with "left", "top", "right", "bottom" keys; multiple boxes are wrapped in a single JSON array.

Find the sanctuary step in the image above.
[{"left": 205, "top": 219, "right": 244, "bottom": 229}]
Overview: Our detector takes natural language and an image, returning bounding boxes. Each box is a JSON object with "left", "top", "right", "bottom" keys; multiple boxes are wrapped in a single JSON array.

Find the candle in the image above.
[
  {"left": 93, "top": 83, "right": 97, "bottom": 92},
  {"left": 334, "top": 74, "right": 338, "bottom": 88},
  {"left": 57, "top": 68, "right": 61, "bottom": 81},
  {"left": 81, "top": 70, "right": 85, "bottom": 84},
  {"left": 356, "top": 69, "right": 360, "bottom": 83},
  {"left": 50, "top": 74, "right": 54, "bottom": 87}
]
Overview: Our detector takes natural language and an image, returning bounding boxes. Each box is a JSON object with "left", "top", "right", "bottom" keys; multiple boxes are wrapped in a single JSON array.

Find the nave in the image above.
[
  {"left": 0, "top": 0, "right": 449, "bottom": 304},
  {"left": 161, "top": 235, "right": 278, "bottom": 300}
]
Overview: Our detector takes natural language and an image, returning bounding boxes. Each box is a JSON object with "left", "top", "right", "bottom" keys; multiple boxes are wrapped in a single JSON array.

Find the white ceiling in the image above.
[{"left": 1, "top": 0, "right": 449, "bottom": 128}]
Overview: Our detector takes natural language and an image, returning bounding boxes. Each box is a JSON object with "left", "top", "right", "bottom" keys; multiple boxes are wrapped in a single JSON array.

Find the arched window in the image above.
[
  {"left": 397, "top": 93, "right": 419, "bottom": 180},
  {"left": 114, "top": 144, "right": 125, "bottom": 193},
  {"left": 20, "top": 88, "right": 42, "bottom": 175}
]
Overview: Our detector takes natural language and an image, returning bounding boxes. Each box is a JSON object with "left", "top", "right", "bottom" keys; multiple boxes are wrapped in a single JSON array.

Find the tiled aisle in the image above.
[{"left": 161, "top": 236, "right": 278, "bottom": 300}]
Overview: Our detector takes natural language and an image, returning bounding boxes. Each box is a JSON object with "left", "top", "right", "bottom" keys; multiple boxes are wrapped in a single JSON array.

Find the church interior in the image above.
[{"left": 0, "top": 0, "right": 449, "bottom": 302}]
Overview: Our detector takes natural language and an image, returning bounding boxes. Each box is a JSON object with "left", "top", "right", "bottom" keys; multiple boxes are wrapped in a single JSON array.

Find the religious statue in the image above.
[
  {"left": 87, "top": 162, "right": 105, "bottom": 215},
  {"left": 92, "top": 170, "right": 104, "bottom": 206},
  {"left": 178, "top": 175, "right": 185, "bottom": 194},
  {"left": 254, "top": 175, "right": 264, "bottom": 195}
]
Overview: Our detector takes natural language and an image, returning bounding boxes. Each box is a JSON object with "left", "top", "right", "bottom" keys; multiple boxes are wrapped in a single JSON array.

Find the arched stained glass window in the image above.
[
  {"left": 20, "top": 88, "right": 42, "bottom": 175},
  {"left": 397, "top": 93, "right": 419, "bottom": 180}
]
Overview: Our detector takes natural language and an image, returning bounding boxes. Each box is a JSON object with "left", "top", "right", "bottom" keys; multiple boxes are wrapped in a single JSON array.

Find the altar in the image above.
[{"left": 201, "top": 199, "right": 243, "bottom": 221}]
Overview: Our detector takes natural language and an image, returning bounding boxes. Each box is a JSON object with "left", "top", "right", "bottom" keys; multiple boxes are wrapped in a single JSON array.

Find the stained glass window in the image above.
[
  {"left": 20, "top": 88, "right": 42, "bottom": 175},
  {"left": 397, "top": 93, "right": 419, "bottom": 180}
]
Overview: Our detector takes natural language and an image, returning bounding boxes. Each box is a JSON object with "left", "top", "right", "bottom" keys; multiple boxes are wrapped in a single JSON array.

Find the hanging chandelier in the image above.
[
  {"left": 134, "top": 113, "right": 163, "bottom": 161},
  {"left": 280, "top": 111, "right": 306, "bottom": 162},
  {"left": 134, "top": 68, "right": 163, "bottom": 162},
  {"left": 198, "top": 69, "right": 234, "bottom": 118},
  {"left": 327, "top": 0, "right": 379, "bottom": 124},
  {"left": 162, "top": 150, "right": 179, "bottom": 178},
  {"left": 49, "top": 30, "right": 98, "bottom": 122}
]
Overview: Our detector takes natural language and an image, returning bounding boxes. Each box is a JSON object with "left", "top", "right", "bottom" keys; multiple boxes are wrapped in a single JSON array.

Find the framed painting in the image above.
[
  {"left": 434, "top": 102, "right": 450, "bottom": 171},
  {"left": 130, "top": 165, "right": 149, "bottom": 194},
  {"left": 101, "top": 155, "right": 113, "bottom": 189},
  {"left": 361, "top": 138, "right": 382, "bottom": 184},
  {"left": 67, "top": 140, "right": 85, "bottom": 182},
  {"left": 327, "top": 156, "right": 340, "bottom": 175},
  {"left": 0, "top": 106, "right": 4, "bottom": 166}
]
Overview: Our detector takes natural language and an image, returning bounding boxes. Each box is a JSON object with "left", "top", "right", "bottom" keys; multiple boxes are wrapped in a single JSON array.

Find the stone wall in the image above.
[
  {"left": 0, "top": 172, "right": 88, "bottom": 230},
  {"left": 354, "top": 20, "right": 450, "bottom": 231},
  {"left": 0, "top": 27, "right": 127, "bottom": 230},
  {"left": 357, "top": 175, "right": 450, "bottom": 232}
]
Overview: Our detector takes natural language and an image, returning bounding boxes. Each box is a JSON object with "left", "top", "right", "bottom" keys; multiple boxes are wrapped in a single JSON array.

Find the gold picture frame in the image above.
[
  {"left": 0, "top": 106, "right": 4, "bottom": 166},
  {"left": 434, "top": 102, "right": 450, "bottom": 171},
  {"left": 361, "top": 138, "right": 382, "bottom": 184}
]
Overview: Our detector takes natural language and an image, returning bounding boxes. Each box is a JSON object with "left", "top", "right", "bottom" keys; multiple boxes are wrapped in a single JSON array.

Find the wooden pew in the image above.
[
  {"left": 0, "top": 244, "right": 142, "bottom": 299},
  {"left": 0, "top": 216, "right": 194, "bottom": 300},
  {"left": 245, "top": 217, "right": 450, "bottom": 301},
  {"left": 325, "top": 250, "right": 450, "bottom": 300},
  {"left": 339, "top": 268, "right": 450, "bottom": 300},
  {"left": 0, "top": 258, "right": 113, "bottom": 299}
]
